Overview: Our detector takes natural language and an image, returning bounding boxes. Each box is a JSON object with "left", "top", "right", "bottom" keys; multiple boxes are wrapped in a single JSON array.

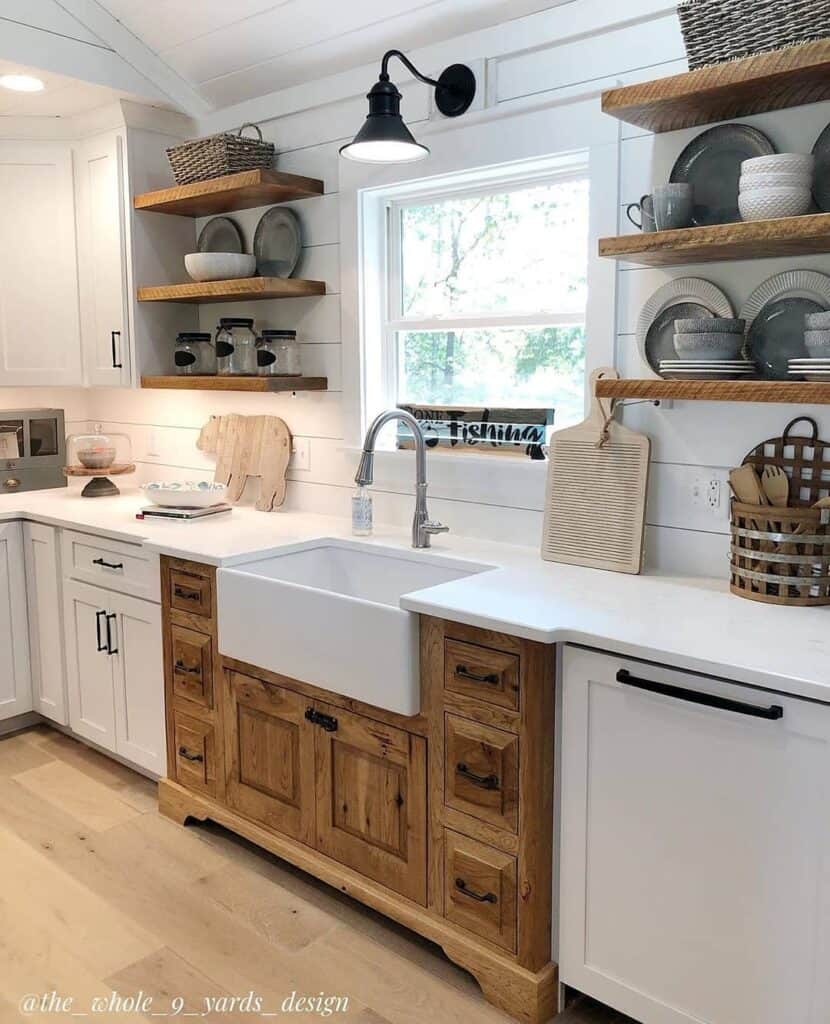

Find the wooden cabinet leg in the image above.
[{"left": 158, "top": 777, "right": 209, "bottom": 826}]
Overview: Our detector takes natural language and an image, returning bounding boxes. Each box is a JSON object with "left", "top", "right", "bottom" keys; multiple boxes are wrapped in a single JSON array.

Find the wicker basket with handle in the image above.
[
  {"left": 166, "top": 123, "right": 275, "bottom": 186},
  {"left": 730, "top": 417, "right": 830, "bottom": 605}
]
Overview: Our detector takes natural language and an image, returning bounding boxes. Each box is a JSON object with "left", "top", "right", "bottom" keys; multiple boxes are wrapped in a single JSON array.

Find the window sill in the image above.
[{"left": 340, "top": 444, "right": 548, "bottom": 472}]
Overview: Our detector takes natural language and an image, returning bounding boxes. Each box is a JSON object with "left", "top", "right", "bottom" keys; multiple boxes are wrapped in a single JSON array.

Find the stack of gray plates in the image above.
[{"left": 788, "top": 358, "right": 830, "bottom": 381}]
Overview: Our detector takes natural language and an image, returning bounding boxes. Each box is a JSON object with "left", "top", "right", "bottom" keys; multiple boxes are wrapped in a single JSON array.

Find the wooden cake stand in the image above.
[{"left": 63, "top": 463, "right": 136, "bottom": 497}]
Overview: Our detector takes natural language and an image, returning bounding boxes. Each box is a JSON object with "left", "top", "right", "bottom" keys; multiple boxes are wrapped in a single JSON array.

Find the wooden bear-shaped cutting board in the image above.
[{"left": 197, "top": 414, "right": 291, "bottom": 511}]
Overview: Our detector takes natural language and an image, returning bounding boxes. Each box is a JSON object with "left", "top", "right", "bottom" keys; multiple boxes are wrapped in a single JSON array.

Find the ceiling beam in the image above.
[{"left": 54, "top": 0, "right": 211, "bottom": 116}]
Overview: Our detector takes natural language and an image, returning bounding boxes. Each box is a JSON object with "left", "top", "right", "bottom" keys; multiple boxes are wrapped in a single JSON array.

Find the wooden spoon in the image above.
[
  {"left": 729, "top": 464, "right": 768, "bottom": 505},
  {"left": 761, "top": 465, "right": 790, "bottom": 508}
]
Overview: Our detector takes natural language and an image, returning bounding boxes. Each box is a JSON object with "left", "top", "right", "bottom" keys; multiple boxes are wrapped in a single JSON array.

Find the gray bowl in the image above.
[
  {"left": 674, "top": 317, "right": 745, "bottom": 334},
  {"left": 805, "top": 311, "right": 830, "bottom": 330},
  {"left": 674, "top": 332, "right": 745, "bottom": 359},
  {"left": 805, "top": 329, "right": 830, "bottom": 355}
]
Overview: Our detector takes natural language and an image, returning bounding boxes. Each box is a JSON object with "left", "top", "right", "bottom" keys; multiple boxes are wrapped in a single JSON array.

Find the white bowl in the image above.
[
  {"left": 738, "top": 187, "right": 812, "bottom": 221},
  {"left": 184, "top": 252, "right": 256, "bottom": 282},
  {"left": 739, "top": 171, "right": 812, "bottom": 190},
  {"left": 741, "top": 153, "right": 815, "bottom": 176},
  {"left": 142, "top": 481, "right": 228, "bottom": 508}
]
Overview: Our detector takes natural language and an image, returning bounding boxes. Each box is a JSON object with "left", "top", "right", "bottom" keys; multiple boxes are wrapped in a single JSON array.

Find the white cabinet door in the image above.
[
  {"left": 0, "top": 522, "right": 32, "bottom": 721},
  {"left": 74, "top": 132, "right": 130, "bottom": 387},
  {"left": 23, "top": 523, "right": 67, "bottom": 724},
  {"left": 63, "top": 579, "right": 116, "bottom": 751},
  {"left": 108, "top": 590, "right": 165, "bottom": 775},
  {"left": 0, "top": 143, "right": 82, "bottom": 386},
  {"left": 559, "top": 647, "right": 830, "bottom": 1024}
]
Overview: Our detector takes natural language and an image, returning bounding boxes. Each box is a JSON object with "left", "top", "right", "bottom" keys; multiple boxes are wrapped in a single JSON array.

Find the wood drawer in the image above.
[
  {"left": 445, "top": 713, "right": 519, "bottom": 833},
  {"left": 444, "top": 830, "right": 517, "bottom": 952},
  {"left": 62, "top": 529, "right": 160, "bottom": 603},
  {"left": 173, "top": 710, "right": 218, "bottom": 798},
  {"left": 169, "top": 568, "right": 212, "bottom": 619},
  {"left": 444, "top": 638, "right": 519, "bottom": 711},
  {"left": 170, "top": 625, "right": 214, "bottom": 710}
]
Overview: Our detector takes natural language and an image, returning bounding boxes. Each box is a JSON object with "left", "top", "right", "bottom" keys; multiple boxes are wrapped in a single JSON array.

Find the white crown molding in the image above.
[{"left": 0, "top": 99, "right": 195, "bottom": 140}]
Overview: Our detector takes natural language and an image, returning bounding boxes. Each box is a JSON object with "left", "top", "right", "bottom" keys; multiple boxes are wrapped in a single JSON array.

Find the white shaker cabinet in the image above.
[
  {"left": 23, "top": 523, "right": 68, "bottom": 724},
  {"left": 74, "top": 132, "right": 131, "bottom": 387},
  {"left": 64, "top": 578, "right": 164, "bottom": 775},
  {"left": 0, "top": 522, "right": 33, "bottom": 721},
  {"left": 559, "top": 646, "right": 830, "bottom": 1024},
  {"left": 0, "top": 143, "right": 82, "bottom": 386}
]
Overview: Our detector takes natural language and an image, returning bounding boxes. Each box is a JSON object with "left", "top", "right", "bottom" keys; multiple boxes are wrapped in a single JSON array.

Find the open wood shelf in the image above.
[
  {"left": 137, "top": 277, "right": 326, "bottom": 303},
  {"left": 602, "top": 40, "right": 830, "bottom": 133},
  {"left": 141, "top": 375, "right": 328, "bottom": 393},
  {"left": 596, "top": 379, "right": 830, "bottom": 404},
  {"left": 133, "top": 169, "right": 324, "bottom": 216},
  {"left": 599, "top": 212, "right": 830, "bottom": 266}
]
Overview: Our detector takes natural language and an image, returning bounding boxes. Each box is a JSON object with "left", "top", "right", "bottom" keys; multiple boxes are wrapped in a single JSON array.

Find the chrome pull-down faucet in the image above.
[{"left": 355, "top": 409, "right": 449, "bottom": 549}]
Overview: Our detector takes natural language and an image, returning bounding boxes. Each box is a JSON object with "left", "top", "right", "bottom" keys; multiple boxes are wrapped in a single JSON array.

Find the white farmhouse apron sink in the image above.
[{"left": 217, "top": 540, "right": 493, "bottom": 716}]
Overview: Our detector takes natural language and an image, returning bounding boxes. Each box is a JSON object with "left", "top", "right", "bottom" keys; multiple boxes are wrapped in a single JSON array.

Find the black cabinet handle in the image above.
[
  {"left": 455, "top": 664, "right": 499, "bottom": 685},
  {"left": 111, "top": 331, "right": 122, "bottom": 369},
  {"left": 174, "top": 586, "right": 200, "bottom": 602},
  {"left": 616, "top": 669, "right": 784, "bottom": 721},
  {"left": 455, "top": 879, "right": 497, "bottom": 904},
  {"left": 456, "top": 763, "right": 500, "bottom": 790},
  {"left": 305, "top": 707, "right": 338, "bottom": 732},
  {"left": 93, "top": 557, "right": 124, "bottom": 571},
  {"left": 174, "top": 660, "right": 201, "bottom": 676},
  {"left": 105, "top": 613, "right": 117, "bottom": 656},
  {"left": 95, "top": 610, "right": 107, "bottom": 652},
  {"left": 178, "top": 746, "right": 204, "bottom": 763}
]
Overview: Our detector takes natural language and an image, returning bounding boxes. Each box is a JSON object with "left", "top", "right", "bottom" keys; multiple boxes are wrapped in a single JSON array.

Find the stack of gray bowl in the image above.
[
  {"left": 789, "top": 311, "right": 830, "bottom": 380},
  {"left": 661, "top": 318, "right": 754, "bottom": 380}
]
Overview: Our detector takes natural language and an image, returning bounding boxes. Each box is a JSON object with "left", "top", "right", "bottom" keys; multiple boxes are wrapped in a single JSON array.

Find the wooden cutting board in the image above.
[
  {"left": 541, "top": 367, "right": 650, "bottom": 574},
  {"left": 197, "top": 413, "right": 291, "bottom": 511}
]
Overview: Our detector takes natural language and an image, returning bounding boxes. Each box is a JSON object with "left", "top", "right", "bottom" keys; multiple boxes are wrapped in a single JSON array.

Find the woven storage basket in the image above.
[
  {"left": 166, "top": 123, "right": 275, "bottom": 186},
  {"left": 730, "top": 416, "right": 830, "bottom": 605},
  {"left": 678, "top": 0, "right": 830, "bottom": 69}
]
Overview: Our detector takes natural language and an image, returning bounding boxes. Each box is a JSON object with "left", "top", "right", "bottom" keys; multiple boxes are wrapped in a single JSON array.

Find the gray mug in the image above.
[
  {"left": 626, "top": 194, "right": 656, "bottom": 233},
  {"left": 653, "top": 183, "right": 693, "bottom": 230}
]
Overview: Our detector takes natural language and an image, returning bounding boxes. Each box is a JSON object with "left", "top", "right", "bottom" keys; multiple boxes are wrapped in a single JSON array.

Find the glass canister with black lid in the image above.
[
  {"left": 175, "top": 332, "right": 216, "bottom": 375},
  {"left": 257, "top": 329, "right": 302, "bottom": 376},
  {"left": 216, "top": 317, "right": 257, "bottom": 375}
]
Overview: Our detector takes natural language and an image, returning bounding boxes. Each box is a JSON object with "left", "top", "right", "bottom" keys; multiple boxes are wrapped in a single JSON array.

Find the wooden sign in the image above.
[{"left": 396, "top": 404, "right": 554, "bottom": 459}]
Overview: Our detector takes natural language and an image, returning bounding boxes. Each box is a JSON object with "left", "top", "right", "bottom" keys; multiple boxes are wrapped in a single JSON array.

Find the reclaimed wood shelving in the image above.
[
  {"left": 602, "top": 40, "right": 830, "bottom": 133},
  {"left": 595, "top": 379, "right": 830, "bottom": 404},
  {"left": 141, "top": 375, "right": 328, "bottom": 393},
  {"left": 133, "top": 169, "right": 324, "bottom": 216},
  {"left": 137, "top": 277, "right": 326, "bottom": 304}
]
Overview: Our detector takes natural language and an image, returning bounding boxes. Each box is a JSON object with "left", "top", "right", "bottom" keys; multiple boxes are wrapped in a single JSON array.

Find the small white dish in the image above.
[
  {"left": 739, "top": 171, "right": 811, "bottom": 190},
  {"left": 741, "top": 153, "right": 815, "bottom": 176},
  {"left": 184, "top": 252, "right": 256, "bottom": 282},
  {"left": 142, "top": 481, "right": 228, "bottom": 508},
  {"left": 739, "top": 187, "right": 812, "bottom": 221}
]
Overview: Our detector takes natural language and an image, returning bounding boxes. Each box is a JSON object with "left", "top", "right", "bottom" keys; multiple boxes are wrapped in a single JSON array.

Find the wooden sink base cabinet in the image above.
[{"left": 157, "top": 557, "right": 557, "bottom": 1023}]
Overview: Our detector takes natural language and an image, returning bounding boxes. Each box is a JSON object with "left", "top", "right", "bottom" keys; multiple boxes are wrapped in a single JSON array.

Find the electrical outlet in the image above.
[
  {"left": 290, "top": 437, "right": 310, "bottom": 472},
  {"left": 692, "top": 474, "right": 725, "bottom": 517}
]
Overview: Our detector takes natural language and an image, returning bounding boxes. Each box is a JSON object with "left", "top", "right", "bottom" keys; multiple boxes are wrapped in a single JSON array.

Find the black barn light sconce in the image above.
[{"left": 340, "top": 50, "right": 477, "bottom": 163}]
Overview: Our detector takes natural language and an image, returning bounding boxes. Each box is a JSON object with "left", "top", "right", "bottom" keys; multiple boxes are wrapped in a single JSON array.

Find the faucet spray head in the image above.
[{"left": 355, "top": 450, "right": 375, "bottom": 487}]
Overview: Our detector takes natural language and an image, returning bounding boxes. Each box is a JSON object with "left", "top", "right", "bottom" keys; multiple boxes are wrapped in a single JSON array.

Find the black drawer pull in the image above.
[
  {"left": 455, "top": 878, "right": 497, "bottom": 904},
  {"left": 456, "top": 763, "right": 500, "bottom": 790},
  {"left": 178, "top": 746, "right": 204, "bottom": 763},
  {"left": 111, "top": 330, "right": 122, "bottom": 369},
  {"left": 305, "top": 707, "right": 338, "bottom": 732},
  {"left": 174, "top": 660, "right": 201, "bottom": 676},
  {"left": 455, "top": 664, "right": 499, "bottom": 685},
  {"left": 105, "top": 612, "right": 117, "bottom": 656},
  {"left": 616, "top": 669, "right": 784, "bottom": 721},
  {"left": 95, "top": 609, "right": 107, "bottom": 652},
  {"left": 174, "top": 586, "right": 200, "bottom": 602},
  {"left": 93, "top": 557, "right": 124, "bottom": 570}
]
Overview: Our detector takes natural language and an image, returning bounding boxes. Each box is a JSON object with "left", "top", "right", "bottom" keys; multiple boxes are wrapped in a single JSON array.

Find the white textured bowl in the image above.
[
  {"left": 185, "top": 252, "right": 256, "bottom": 282},
  {"left": 674, "top": 332, "right": 744, "bottom": 359},
  {"left": 741, "top": 153, "right": 815, "bottom": 176},
  {"left": 739, "top": 171, "right": 812, "bottom": 190},
  {"left": 738, "top": 187, "right": 811, "bottom": 221},
  {"left": 142, "top": 481, "right": 228, "bottom": 508}
]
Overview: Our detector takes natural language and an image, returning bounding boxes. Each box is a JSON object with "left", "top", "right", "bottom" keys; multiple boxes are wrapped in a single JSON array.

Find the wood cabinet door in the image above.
[
  {"left": 313, "top": 703, "right": 428, "bottom": 905},
  {"left": 0, "top": 522, "right": 32, "bottom": 721},
  {"left": 24, "top": 522, "right": 67, "bottom": 724},
  {"left": 224, "top": 671, "right": 315, "bottom": 845}
]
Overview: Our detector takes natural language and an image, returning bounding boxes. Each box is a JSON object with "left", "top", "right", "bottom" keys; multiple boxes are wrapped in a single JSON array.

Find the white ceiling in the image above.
[
  {"left": 0, "top": 61, "right": 135, "bottom": 117},
  {"left": 95, "top": 0, "right": 550, "bottom": 110}
]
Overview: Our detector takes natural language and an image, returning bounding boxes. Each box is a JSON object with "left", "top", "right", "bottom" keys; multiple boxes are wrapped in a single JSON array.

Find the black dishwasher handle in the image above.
[{"left": 616, "top": 669, "right": 783, "bottom": 721}]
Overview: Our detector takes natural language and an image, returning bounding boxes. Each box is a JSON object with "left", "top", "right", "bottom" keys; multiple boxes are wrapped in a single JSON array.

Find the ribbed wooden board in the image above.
[
  {"left": 137, "top": 277, "right": 326, "bottom": 303},
  {"left": 595, "top": 379, "right": 830, "bottom": 404},
  {"left": 602, "top": 40, "right": 830, "bottom": 133},
  {"left": 141, "top": 375, "right": 327, "bottom": 392},
  {"left": 600, "top": 213, "right": 830, "bottom": 266},
  {"left": 133, "top": 169, "right": 324, "bottom": 216}
]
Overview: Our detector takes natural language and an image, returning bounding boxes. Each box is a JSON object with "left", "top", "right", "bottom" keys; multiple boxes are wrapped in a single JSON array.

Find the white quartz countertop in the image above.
[{"left": 1, "top": 485, "right": 827, "bottom": 704}]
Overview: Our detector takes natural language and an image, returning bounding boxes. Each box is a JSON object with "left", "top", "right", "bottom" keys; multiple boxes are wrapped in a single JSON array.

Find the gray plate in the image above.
[
  {"left": 197, "top": 216, "right": 243, "bottom": 254},
  {"left": 253, "top": 207, "right": 302, "bottom": 279},
  {"left": 645, "top": 302, "right": 713, "bottom": 374},
  {"left": 746, "top": 297, "right": 823, "bottom": 380},
  {"left": 670, "top": 123, "right": 776, "bottom": 226},
  {"left": 812, "top": 122, "right": 830, "bottom": 212}
]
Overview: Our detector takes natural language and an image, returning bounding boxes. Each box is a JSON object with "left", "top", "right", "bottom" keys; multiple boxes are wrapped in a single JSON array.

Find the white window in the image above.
[{"left": 382, "top": 166, "right": 590, "bottom": 431}]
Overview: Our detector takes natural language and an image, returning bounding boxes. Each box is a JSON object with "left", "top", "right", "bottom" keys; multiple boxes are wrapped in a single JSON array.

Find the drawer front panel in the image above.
[
  {"left": 444, "top": 639, "right": 520, "bottom": 711},
  {"left": 169, "top": 569, "right": 212, "bottom": 619},
  {"left": 445, "top": 713, "right": 519, "bottom": 833},
  {"left": 444, "top": 830, "right": 517, "bottom": 952},
  {"left": 173, "top": 711, "right": 217, "bottom": 797},
  {"left": 62, "top": 529, "right": 160, "bottom": 602},
  {"left": 171, "top": 625, "right": 213, "bottom": 709}
]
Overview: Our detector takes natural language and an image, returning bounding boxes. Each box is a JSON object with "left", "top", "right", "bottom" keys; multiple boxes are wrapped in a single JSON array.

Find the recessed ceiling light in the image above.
[{"left": 0, "top": 74, "right": 45, "bottom": 93}]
